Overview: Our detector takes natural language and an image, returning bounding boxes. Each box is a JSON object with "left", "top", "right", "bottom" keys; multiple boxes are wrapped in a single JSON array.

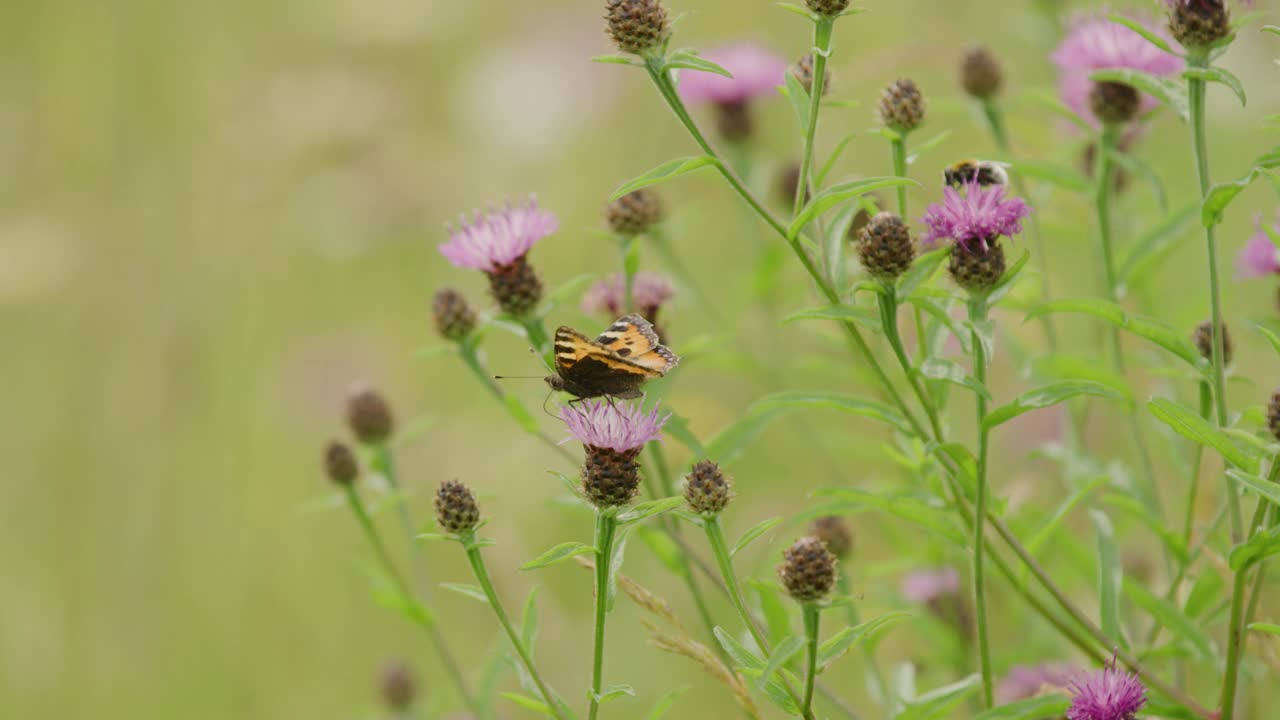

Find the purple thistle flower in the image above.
[
  {"left": 1052, "top": 15, "right": 1181, "bottom": 126},
  {"left": 677, "top": 43, "right": 787, "bottom": 106},
  {"left": 439, "top": 196, "right": 558, "bottom": 272},
  {"left": 582, "top": 272, "right": 676, "bottom": 317},
  {"left": 998, "top": 662, "right": 1080, "bottom": 704},
  {"left": 900, "top": 567, "right": 961, "bottom": 602},
  {"left": 1238, "top": 212, "right": 1280, "bottom": 279},
  {"left": 920, "top": 182, "right": 1032, "bottom": 251},
  {"left": 1160, "top": 0, "right": 1252, "bottom": 7},
  {"left": 1066, "top": 660, "right": 1147, "bottom": 720},
  {"left": 560, "top": 400, "right": 668, "bottom": 454}
]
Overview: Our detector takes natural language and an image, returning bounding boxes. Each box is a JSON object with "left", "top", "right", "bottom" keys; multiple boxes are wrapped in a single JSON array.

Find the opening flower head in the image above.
[
  {"left": 1237, "top": 212, "right": 1280, "bottom": 278},
  {"left": 677, "top": 44, "right": 786, "bottom": 106},
  {"left": 560, "top": 400, "right": 668, "bottom": 454},
  {"left": 582, "top": 272, "right": 676, "bottom": 318},
  {"left": 1066, "top": 659, "right": 1146, "bottom": 720},
  {"left": 439, "top": 196, "right": 558, "bottom": 272},
  {"left": 900, "top": 567, "right": 961, "bottom": 603},
  {"left": 1052, "top": 15, "right": 1181, "bottom": 126},
  {"left": 921, "top": 182, "right": 1031, "bottom": 251}
]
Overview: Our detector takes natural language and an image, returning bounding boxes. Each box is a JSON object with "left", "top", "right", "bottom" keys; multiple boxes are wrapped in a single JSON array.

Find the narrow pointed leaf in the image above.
[
  {"left": 789, "top": 177, "right": 919, "bottom": 239},
  {"left": 1148, "top": 398, "right": 1258, "bottom": 472},
  {"left": 731, "top": 516, "right": 785, "bottom": 556},
  {"left": 521, "top": 541, "right": 597, "bottom": 570},
  {"left": 611, "top": 156, "right": 720, "bottom": 200},
  {"left": 985, "top": 381, "right": 1125, "bottom": 430}
]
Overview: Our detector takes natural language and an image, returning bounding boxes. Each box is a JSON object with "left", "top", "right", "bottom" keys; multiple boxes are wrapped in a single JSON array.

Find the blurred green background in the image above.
[{"left": 4, "top": 0, "right": 1279, "bottom": 717}]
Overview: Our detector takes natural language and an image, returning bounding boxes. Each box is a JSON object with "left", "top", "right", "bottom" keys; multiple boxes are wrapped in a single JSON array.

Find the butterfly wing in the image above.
[
  {"left": 593, "top": 314, "right": 679, "bottom": 376},
  {"left": 553, "top": 325, "right": 651, "bottom": 399}
]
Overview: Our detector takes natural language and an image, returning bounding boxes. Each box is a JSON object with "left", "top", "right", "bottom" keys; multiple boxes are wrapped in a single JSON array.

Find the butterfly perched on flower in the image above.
[{"left": 545, "top": 314, "right": 679, "bottom": 400}]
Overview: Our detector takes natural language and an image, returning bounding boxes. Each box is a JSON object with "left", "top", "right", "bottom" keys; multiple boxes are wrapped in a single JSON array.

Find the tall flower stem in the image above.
[
  {"left": 793, "top": 18, "right": 835, "bottom": 217},
  {"left": 588, "top": 510, "right": 619, "bottom": 720},
  {"left": 967, "top": 295, "right": 995, "bottom": 709},
  {"left": 801, "top": 605, "right": 821, "bottom": 720},
  {"left": 877, "top": 287, "right": 942, "bottom": 438},
  {"left": 703, "top": 515, "right": 812, "bottom": 719},
  {"left": 620, "top": 236, "right": 639, "bottom": 313},
  {"left": 457, "top": 341, "right": 576, "bottom": 465},
  {"left": 889, "top": 137, "right": 909, "bottom": 218},
  {"left": 1186, "top": 50, "right": 1243, "bottom": 542},
  {"left": 518, "top": 316, "right": 554, "bottom": 370},
  {"left": 462, "top": 532, "right": 567, "bottom": 720},
  {"left": 341, "top": 487, "right": 479, "bottom": 716},
  {"left": 837, "top": 576, "right": 893, "bottom": 718}
]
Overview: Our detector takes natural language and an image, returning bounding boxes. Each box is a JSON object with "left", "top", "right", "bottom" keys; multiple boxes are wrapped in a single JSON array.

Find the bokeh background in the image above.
[{"left": 4, "top": 0, "right": 1280, "bottom": 717}]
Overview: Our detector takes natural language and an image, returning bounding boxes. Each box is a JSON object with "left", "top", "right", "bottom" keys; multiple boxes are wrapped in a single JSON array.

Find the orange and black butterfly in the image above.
[{"left": 545, "top": 314, "right": 679, "bottom": 400}]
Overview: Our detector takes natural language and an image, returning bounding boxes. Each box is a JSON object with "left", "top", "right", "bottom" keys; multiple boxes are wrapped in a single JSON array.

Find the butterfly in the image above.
[{"left": 544, "top": 314, "right": 679, "bottom": 400}]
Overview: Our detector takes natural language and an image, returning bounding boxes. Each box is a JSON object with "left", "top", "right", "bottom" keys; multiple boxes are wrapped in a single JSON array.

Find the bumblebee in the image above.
[{"left": 943, "top": 160, "right": 1010, "bottom": 188}]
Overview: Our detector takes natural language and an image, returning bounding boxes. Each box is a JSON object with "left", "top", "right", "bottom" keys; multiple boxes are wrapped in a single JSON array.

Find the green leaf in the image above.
[
  {"left": 1185, "top": 569, "right": 1224, "bottom": 619},
  {"left": 504, "top": 394, "right": 539, "bottom": 434},
  {"left": 644, "top": 686, "right": 691, "bottom": 720},
  {"left": 1108, "top": 149, "right": 1167, "bottom": 213},
  {"left": 1226, "top": 469, "right": 1280, "bottom": 509},
  {"left": 1025, "top": 476, "right": 1106, "bottom": 556},
  {"left": 1118, "top": 204, "right": 1197, "bottom": 286},
  {"left": 1028, "top": 90, "right": 1093, "bottom": 133},
  {"left": 917, "top": 358, "right": 991, "bottom": 401},
  {"left": 1148, "top": 398, "right": 1259, "bottom": 473},
  {"left": 1026, "top": 298, "right": 1201, "bottom": 366},
  {"left": 663, "top": 413, "right": 707, "bottom": 459},
  {"left": 1249, "top": 623, "right": 1280, "bottom": 635},
  {"left": 617, "top": 496, "right": 684, "bottom": 524},
  {"left": 788, "top": 177, "right": 919, "bottom": 240},
  {"left": 984, "top": 381, "right": 1125, "bottom": 430},
  {"left": 975, "top": 695, "right": 1071, "bottom": 720},
  {"left": 1257, "top": 325, "right": 1280, "bottom": 359},
  {"left": 665, "top": 50, "right": 733, "bottom": 78},
  {"left": 898, "top": 247, "right": 949, "bottom": 299},
  {"left": 636, "top": 525, "right": 688, "bottom": 577},
  {"left": 813, "top": 488, "right": 967, "bottom": 545},
  {"left": 751, "top": 391, "right": 913, "bottom": 434},
  {"left": 1123, "top": 579, "right": 1215, "bottom": 661},
  {"left": 521, "top": 586, "right": 540, "bottom": 653},
  {"left": 782, "top": 67, "right": 812, "bottom": 135},
  {"left": 1090, "top": 510, "right": 1126, "bottom": 649},
  {"left": 591, "top": 54, "right": 643, "bottom": 66},
  {"left": 594, "top": 684, "right": 636, "bottom": 703},
  {"left": 987, "top": 250, "right": 1032, "bottom": 305},
  {"left": 1090, "top": 68, "right": 1188, "bottom": 121},
  {"left": 1203, "top": 166, "right": 1276, "bottom": 227},
  {"left": 817, "top": 611, "right": 912, "bottom": 670},
  {"left": 1229, "top": 525, "right": 1280, "bottom": 571},
  {"left": 1264, "top": 25, "right": 1280, "bottom": 37},
  {"left": 731, "top": 516, "right": 784, "bottom": 556},
  {"left": 906, "top": 130, "right": 952, "bottom": 165},
  {"left": 714, "top": 626, "right": 765, "bottom": 669},
  {"left": 502, "top": 692, "right": 554, "bottom": 716},
  {"left": 817, "top": 131, "right": 861, "bottom": 187},
  {"left": 785, "top": 304, "right": 882, "bottom": 333},
  {"left": 606, "top": 526, "right": 631, "bottom": 610},
  {"left": 611, "top": 156, "right": 720, "bottom": 200},
  {"left": 1183, "top": 66, "right": 1246, "bottom": 106},
  {"left": 756, "top": 634, "right": 807, "bottom": 690},
  {"left": 440, "top": 583, "right": 491, "bottom": 604},
  {"left": 521, "top": 541, "right": 596, "bottom": 570},
  {"left": 896, "top": 675, "right": 982, "bottom": 720},
  {"left": 1108, "top": 13, "right": 1178, "bottom": 55}
]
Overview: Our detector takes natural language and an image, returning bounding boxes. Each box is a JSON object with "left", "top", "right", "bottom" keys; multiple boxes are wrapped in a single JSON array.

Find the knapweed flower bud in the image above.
[
  {"left": 792, "top": 54, "right": 832, "bottom": 97},
  {"left": 488, "top": 256, "right": 544, "bottom": 316},
  {"left": 439, "top": 197, "right": 556, "bottom": 318},
  {"left": 561, "top": 401, "right": 668, "bottom": 509},
  {"left": 606, "top": 189, "right": 664, "bottom": 236},
  {"left": 806, "top": 0, "right": 849, "bottom": 17},
  {"left": 432, "top": 288, "right": 477, "bottom": 342},
  {"left": 1193, "top": 320, "right": 1232, "bottom": 365},
  {"left": 435, "top": 480, "right": 480, "bottom": 534},
  {"left": 959, "top": 46, "right": 1003, "bottom": 100},
  {"left": 684, "top": 460, "right": 733, "bottom": 514},
  {"left": 346, "top": 385, "right": 395, "bottom": 445},
  {"left": 902, "top": 567, "right": 972, "bottom": 640},
  {"left": 809, "top": 516, "right": 853, "bottom": 560},
  {"left": 948, "top": 242, "right": 1007, "bottom": 293},
  {"left": 778, "top": 536, "right": 837, "bottom": 603},
  {"left": 879, "top": 78, "right": 926, "bottom": 133},
  {"left": 380, "top": 660, "right": 417, "bottom": 711},
  {"left": 1267, "top": 389, "right": 1280, "bottom": 441},
  {"left": 1167, "top": 0, "right": 1231, "bottom": 49},
  {"left": 605, "top": 0, "right": 669, "bottom": 56},
  {"left": 857, "top": 211, "right": 916, "bottom": 281},
  {"left": 1089, "top": 81, "right": 1140, "bottom": 125},
  {"left": 324, "top": 441, "right": 359, "bottom": 486}
]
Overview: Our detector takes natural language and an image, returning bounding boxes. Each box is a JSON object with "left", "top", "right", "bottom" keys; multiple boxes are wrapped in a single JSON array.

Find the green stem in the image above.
[
  {"left": 520, "top": 316, "right": 554, "bottom": 371},
  {"left": 588, "top": 511, "right": 618, "bottom": 720},
  {"left": 967, "top": 296, "right": 994, "bottom": 709},
  {"left": 793, "top": 18, "right": 834, "bottom": 218},
  {"left": 1222, "top": 462, "right": 1279, "bottom": 719},
  {"left": 801, "top": 605, "right": 821, "bottom": 720},
  {"left": 1185, "top": 381, "right": 1213, "bottom": 549},
  {"left": 889, "top": 136, "right": 909, "bottom": 217},
  {"left": 457, "top": 342, "right": 576, "bottom": 465},
  {"left": 463, "top": 536, "right": 567, "bottom": 720},
  {"left": 620, "top": 236, "right": 638, "bottom": 313},
  {"left": 837, "top": 575, "right": 893, "bottom": 717},
  {"left": 1187, "top": 53, "right": 1243, "bottom": 543},
  {"left": 343, "top": 487, "right": 478, "bottom": 716},
  {"left": 877, "top": 288, "right": 943, "bottom": 439}
]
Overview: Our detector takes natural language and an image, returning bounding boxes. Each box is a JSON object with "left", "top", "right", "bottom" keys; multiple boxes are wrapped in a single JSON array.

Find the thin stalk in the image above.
[
  {"left": 889, "top": 136, "right": 909, "bottom": 217},
  {"left": 519, "top": 316, "right": 554, "bottom": 370},
  {"left": 370, "top": 446, "right": 432, "bottom": 595},
  {"left": 343, "top": 487, "right": 478, "bottom": 715},
  {"left": 837, "top": 575, "right": 893, "bottom": 718},
  {"left": 463, "top": 535, "right": 567, "bottom": 720},
  {"left": 620, "top": 236, "right": 638, "bottom": 313},
  {"left": 1186, "top": 51, "right": 1243, "bottom": 542},
  {"left": 801, "top": 605, "right": 821, "bottom": 720},
  {"left": 457, "top": 342, "right": 576, "bottom": 465},
  {"left": 1184, "top": 381, "right": 1213, "bottom": 549},
  {"left": 1222, "top": 462, "right": 1279, "bottom": 720},
  {"left": 967, "top": 296, "right": 994, "bottom": 709},
  {"left": 588, "top": 511, "right": 619, "bottom": 720},
  {"left": 1244, "top": 505, "right": 1278, "bottom": 629},
  {"left": 877, "top": 288, "right": 943, "bottom": 439},
  {"left": 793, "top": 18, "right": 835, "bottom": 217}
]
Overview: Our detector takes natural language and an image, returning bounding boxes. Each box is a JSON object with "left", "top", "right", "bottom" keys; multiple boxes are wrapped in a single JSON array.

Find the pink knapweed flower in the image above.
[
  {"left": 1052, "top": 16, "right": 1181, "bottom": 125},
  {"left": 560, "top": 400, "right": 668, "bottom": 454},
  {"left": 438, "top": 196, "right": 558, "bottom": 272},
  {"left": 1066, "top": 660, "right": 1147, "bottom": 720},
  {"left": 1238, "top": 212, "right": 1280, "bottom": 278},
  {"left": 920, "top": 182, "right": 1031, "bottom": 251},
  {"left": 998, "top": 662, "right": 1079, "bottom": 703},
  {"left": 582, "top": 272, "right": 676, "bottom": 317},
  {"left": 677, "top": 43, "right": 787, "bottom": 106}
]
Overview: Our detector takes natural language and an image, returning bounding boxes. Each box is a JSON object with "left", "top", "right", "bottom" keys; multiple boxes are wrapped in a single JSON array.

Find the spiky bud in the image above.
[
  {"left": 1168, "top": 0, "right": 1231, "bottom": 49},
  {"left": 806, "top": 0, "right": 849, "bottom": 17},
  {"left": 605, "top": 0, "right": 669, "bottom": 56},
  {"left": 778, "top": 536, "right": 837, "bottom": 603},
  {"left": 324, "top": 441, "right": 359, "bottom": 486},
  {"left": 1193, "top": 320, "right": 1232, "bottom": 366},
  {"left": 959, "top": 46, "right": 1003, "bottom": 100},
  {"left": 792, "top": 54, "right": 832, "bottom": 97},
  {"left": 684, "top": 460, "right": 734, "bottom": 514},
  {"left": 810, "top": 516, "right": 853, "bottom": 560},
  {"left": 607, "top": 189, "right": 665, "bottom": 236},
  {"left": 879, "top": 78, "right": 926, "bottom": 133},
  {"left": 435, "top": 480, "right": 480, "bottom": 534},
  {"left": 1267, "top": 389, "right": 1280, "bottom": 442},
  {"left": 347, "top": 385, "right": 395, "bottom": 445},
  {"left": 1089, "top": 81, "right": 1140, "bottom": 125},
  {"left": 583, "top": 447, "right": 643, "bottom": 508},
  {"left": 948, "top": 242, "right": 1006, "bottom": 293},
  {"left": 487, "top": 255, "right": 543, "bottom": 316},
  {"left": 433, "top": 288, "right": 477, "bottom": 342},
  {"left": 857, "top": 211, "right": 916, "bottom": 281},
  {"left": 380, "top": 660, "right": 416, "bottom": 711}
]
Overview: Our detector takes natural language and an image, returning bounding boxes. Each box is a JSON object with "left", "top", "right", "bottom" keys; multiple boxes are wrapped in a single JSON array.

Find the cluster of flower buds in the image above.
[{"left": 778, "top": 536, "right": 838, "bottom": 603}]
